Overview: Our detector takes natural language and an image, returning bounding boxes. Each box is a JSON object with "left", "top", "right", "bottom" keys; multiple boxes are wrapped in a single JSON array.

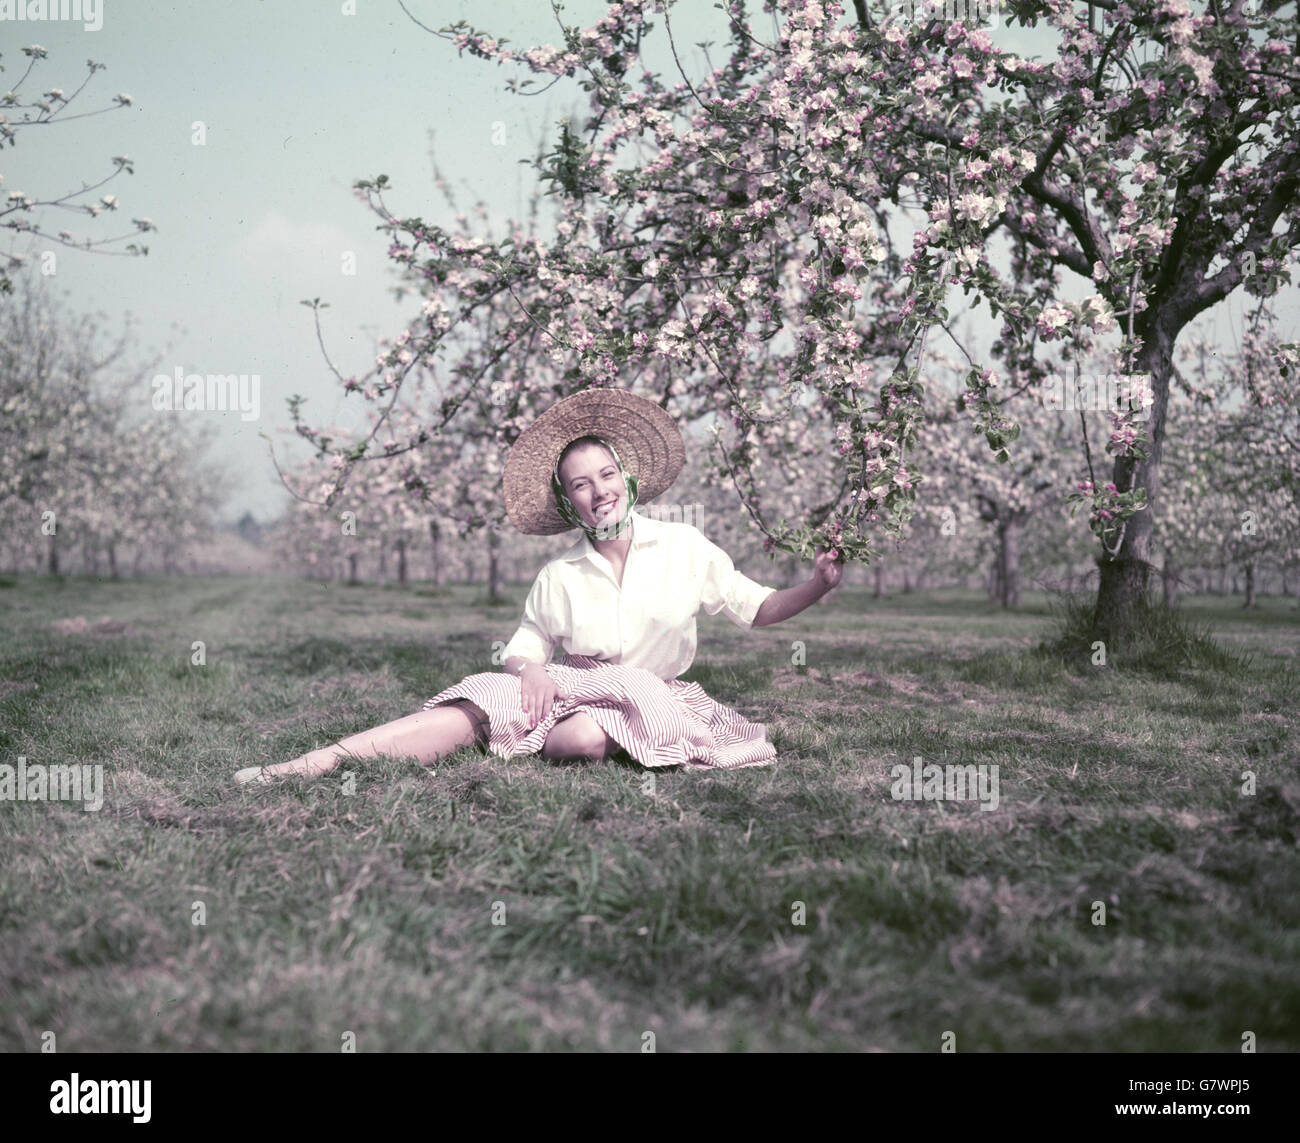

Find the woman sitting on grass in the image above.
[{"left": 234, "top": 388, "right": 841, "bottom": 784}]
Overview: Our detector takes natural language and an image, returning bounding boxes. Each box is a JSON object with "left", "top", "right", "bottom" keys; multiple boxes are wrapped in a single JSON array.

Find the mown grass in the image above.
[{"left": 1, "top": 574, "right": 1297, "bottom": 1051}]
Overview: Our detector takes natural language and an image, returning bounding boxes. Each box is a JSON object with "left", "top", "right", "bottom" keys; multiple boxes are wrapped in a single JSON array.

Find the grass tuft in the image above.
[{"left": 1040, "top": 588, "right": 1255, "bottom": 677}]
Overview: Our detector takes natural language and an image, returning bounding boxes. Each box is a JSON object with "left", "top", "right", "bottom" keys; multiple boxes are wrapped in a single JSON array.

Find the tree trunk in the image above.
[
  {"left": 133, "top": 549, "right": 145, "bottom": 577},
  {"left": 1161, "top": 551, "right": 1179, "bottom": 608},
  {"left": 873, "top": 563, "right": 884, "bottom": 599},
  {"left": 377, "top": 544, "right": 388, "bottom": 586},
  {"left": 429, "top": 520, "right": 441, "bottom": 586},
  {"left": 348, "top": 553, "right": 359, "bottom": 585},
  {"left": 47, "top": 532, "right": 59, "bottom": 576},
  {"left": 396, "top": 537, "right": 408, "bottom": 584},
  {"left": 1092, "top": 316, "right": 1175, "bottom": 648},
  {"left": 488, "top": 527, "right": 503, "bottom": 603},
  {"left": 107, "top": 542, "right": 119, "bottom": 581},
  {"left": 1093, "top": 552, "right": 1152, "bottom": 647},
  {"left": 902, "top": 565, "right": 912, "bottom": 594},
  {"left": 1243, "top": 561, "right": 1256, "bottom": 609},
  {"left": 996, "top": 519, "right": 1021, "bottom": 608}
]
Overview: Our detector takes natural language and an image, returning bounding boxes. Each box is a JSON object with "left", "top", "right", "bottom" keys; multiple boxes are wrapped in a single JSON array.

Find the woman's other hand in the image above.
[
  {"left": 813, "top": 548, "right": 843, "bottom": 591},
  {"left": 519, "top": 662, "right": 562, "bottom": 729}
]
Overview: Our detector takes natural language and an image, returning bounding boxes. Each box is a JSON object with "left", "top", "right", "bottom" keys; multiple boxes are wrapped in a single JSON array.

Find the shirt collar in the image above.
[{"left": 560, "top": 508, "right": 662, "bottom": 565}]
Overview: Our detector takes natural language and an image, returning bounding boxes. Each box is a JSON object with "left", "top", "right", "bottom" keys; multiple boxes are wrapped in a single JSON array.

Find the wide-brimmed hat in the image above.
[{"left": 504, "top": 388, "right": 686, "bottom": 535}]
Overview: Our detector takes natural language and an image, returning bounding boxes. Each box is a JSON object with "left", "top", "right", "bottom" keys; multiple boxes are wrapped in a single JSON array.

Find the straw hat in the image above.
[{"left": 504, "top": 388, "right": 685, "bottom": 535}]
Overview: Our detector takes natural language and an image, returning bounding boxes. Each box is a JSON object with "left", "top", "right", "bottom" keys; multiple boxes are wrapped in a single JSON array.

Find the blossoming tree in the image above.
[
  {"left": 0, "top": 272, "right": 216, "bottom": 575},
  {"left": 293, "top": 0, "right": 1299, "bottom": 649}
]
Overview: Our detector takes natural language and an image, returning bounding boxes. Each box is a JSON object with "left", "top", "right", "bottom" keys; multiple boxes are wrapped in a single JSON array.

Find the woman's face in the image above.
[{"left": 559, "top": 443, "right": 624, "bottom": 531}]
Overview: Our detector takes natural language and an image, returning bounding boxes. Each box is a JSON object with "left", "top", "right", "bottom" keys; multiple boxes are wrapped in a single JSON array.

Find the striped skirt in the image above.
[{"left": 421, "top": 653, "right": 777, "bottom": 770}]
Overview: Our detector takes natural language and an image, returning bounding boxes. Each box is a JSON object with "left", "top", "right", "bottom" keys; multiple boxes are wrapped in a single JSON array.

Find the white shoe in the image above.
[{"left": 234, "top": 766, "right": 274, "bottom": 785}]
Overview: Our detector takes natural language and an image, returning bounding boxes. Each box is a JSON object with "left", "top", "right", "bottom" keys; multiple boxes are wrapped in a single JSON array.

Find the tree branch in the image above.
[{"left": 1177, "top": 147, "right": 1300, "bottom": 324}]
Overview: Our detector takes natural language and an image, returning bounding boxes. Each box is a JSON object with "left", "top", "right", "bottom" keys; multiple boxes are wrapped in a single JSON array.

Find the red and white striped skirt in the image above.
[{"left": 421, "top": 653, "right": 776, "bottom": 770}]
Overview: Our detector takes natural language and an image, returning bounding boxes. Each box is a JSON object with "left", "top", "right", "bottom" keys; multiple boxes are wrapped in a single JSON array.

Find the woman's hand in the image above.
[
  {"left": 813, "top": 548, "right": 843, "bottom": 591},
  {"left": 519, "top": 662, "right": 563, "bottom": 729}
]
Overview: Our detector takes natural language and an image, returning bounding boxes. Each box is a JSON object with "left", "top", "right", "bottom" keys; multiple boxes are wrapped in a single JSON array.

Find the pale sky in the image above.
[{"left": 4, "top": 1, "right": 1292, "bottom": 524}]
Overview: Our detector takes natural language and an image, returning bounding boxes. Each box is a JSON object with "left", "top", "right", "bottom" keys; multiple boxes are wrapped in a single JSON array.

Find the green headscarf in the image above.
[{"left": 551, "top": 436, "right": 640, "bottom": 541}]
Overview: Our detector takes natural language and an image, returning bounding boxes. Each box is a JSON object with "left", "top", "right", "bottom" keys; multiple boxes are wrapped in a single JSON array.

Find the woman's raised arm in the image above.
[{"left": 752, "top": 550, "right": 842, "bottom": 628}]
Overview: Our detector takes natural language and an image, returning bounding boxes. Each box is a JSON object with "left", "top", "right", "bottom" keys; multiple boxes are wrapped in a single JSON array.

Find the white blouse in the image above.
[{"left": 501, "top": 508, "right": 777, "bottom": 681}]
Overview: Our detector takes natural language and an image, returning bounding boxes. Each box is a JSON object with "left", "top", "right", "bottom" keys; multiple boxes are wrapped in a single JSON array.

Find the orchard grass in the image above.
[{"left": 1, "top": 574, "right": 1297, "bottom": 1052}]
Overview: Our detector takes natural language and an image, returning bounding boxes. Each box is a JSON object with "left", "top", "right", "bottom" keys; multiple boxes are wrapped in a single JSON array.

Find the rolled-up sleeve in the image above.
[
  {"left": 502, "top": 569, "right": 562, "bottom": 664},
  {"left": 697, "top": 534, "right": 777, "bottom": 630}
]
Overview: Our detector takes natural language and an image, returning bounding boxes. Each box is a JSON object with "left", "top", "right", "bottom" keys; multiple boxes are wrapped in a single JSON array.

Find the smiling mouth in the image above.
[{"left": 594, "top": 500, "right": 617, "bottom": 515}]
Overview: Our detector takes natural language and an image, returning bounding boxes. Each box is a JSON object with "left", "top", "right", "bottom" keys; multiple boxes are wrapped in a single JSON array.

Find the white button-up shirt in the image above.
[{"left": 501, "top": 509, "right": 777, "bottom": 681}]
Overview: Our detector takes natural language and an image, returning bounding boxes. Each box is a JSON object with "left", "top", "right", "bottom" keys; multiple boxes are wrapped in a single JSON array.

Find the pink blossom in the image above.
[{"left": 1036, "top": 302, "right": 1073, "bottom": 340}]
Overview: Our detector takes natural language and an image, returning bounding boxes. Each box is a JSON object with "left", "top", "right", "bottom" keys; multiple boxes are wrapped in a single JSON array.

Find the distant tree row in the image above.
[{"left": 0, "top": 272, "right": 224, "bottom": 576}]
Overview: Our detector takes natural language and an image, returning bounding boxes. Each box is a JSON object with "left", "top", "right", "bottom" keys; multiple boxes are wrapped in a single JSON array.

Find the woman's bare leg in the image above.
[{"left": 252, "top": 701, "right": 489, "bottom": 780}]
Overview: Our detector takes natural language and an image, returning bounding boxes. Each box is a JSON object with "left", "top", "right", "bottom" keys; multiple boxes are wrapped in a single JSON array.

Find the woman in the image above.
[{"left": 234, "top": 389, "right": 840, "bottom": 783}]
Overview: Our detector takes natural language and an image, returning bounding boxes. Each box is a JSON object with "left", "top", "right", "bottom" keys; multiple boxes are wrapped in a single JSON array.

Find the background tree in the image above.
[
  {"left": 1157, "top": 321, "right": 1300, "bottom": 607},
  {"left": 0, "top": 271, "right": 221, "bottom": 575}
]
